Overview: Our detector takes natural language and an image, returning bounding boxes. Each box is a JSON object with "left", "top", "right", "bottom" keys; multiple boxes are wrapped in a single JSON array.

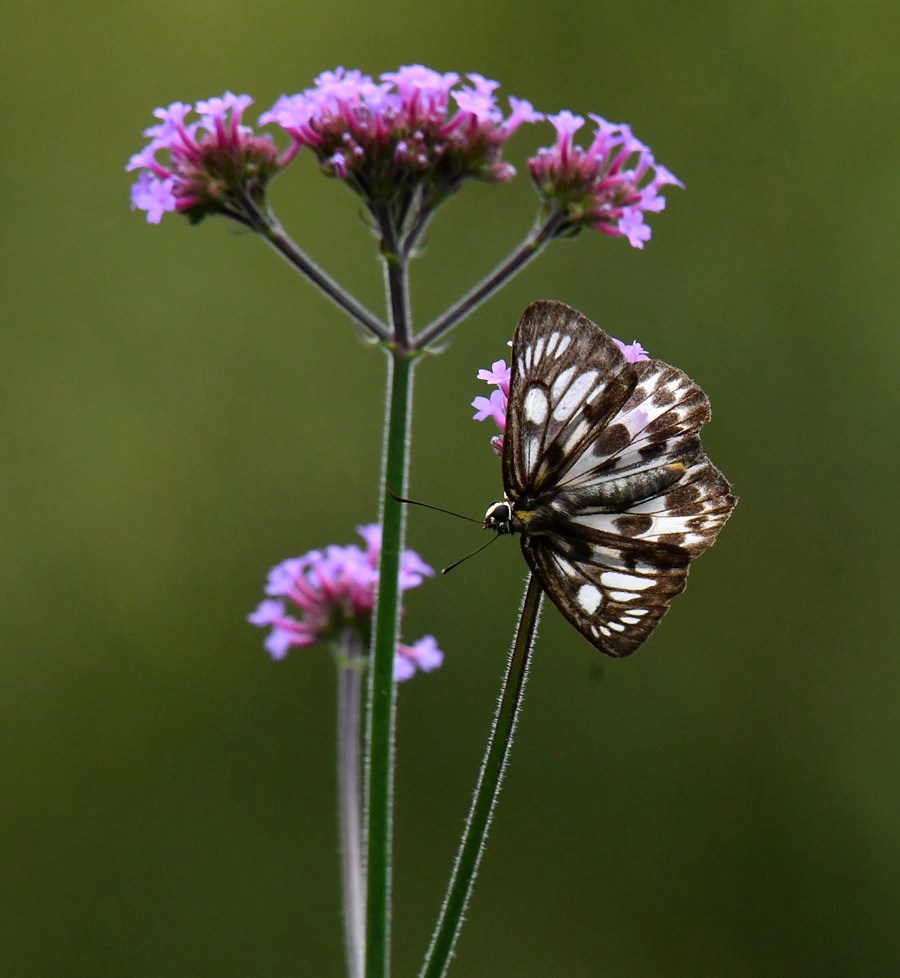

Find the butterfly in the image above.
[{"left": 483, "top": 300, "right": 737, "bottom": 657}]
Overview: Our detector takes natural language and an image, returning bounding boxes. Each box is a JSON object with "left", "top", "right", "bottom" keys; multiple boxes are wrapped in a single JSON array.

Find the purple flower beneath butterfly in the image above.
[
  {"left": 248, "top": 524, "right": 444, "bottom": 681},
  {"left": 528, "top": 111, "right": 683, "bottom": 247},
  {"left": 127, "top": 92, "right": 291, "bottom": 224},
  {"left": 473, "top": 334, "right": 650, "bottom": 454}
]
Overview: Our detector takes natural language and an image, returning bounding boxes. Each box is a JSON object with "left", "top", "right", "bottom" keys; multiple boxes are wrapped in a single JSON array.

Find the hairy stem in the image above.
[
  {"left": 366, "top": 243, "right": 414, "bottom": 976},
  {"left": 336, "top": 634, "right": 366, "bottom": 978},
  {"left": 419, "top": 573, "right": 544, "bottom": 978}
]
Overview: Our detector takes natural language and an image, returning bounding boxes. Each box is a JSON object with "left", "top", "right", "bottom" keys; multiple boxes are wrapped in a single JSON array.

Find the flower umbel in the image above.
[
  {"left": 528, "top": 112, "right": 683, "bottom": 247},
  {"left": 248, "top": 524, "right": 443, "bottom": 680},
  {"left": 127, "top": 93, "right": 290, "bottom": 225},
  {"left": 261, "top": 66, "right": 542, "bottom": 234},
  {"left": 473, "top": 332, "right": 650, "bottom": 454}
]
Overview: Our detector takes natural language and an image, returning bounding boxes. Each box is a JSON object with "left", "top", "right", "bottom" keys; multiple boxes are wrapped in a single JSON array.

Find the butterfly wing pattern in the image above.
[{"left": 501, "top": 300, "right": 736, "bottom": 658}]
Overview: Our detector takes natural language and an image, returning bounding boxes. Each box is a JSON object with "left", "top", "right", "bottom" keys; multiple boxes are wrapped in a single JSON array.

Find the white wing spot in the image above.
[
  {"left": 562, "top": 420, "right": 590, "bottom": 455},
  {"left": 553, "top": 371, "right": 599, "bottom": 420},
  {"left": 554, "top": 334, "right": 571, "bottom": 358},
  {"left": 608, "top": 621, "right": 626, "bottom": 632},
  {"left": 609, "top": 590, "right": 639, "bottom": 602},
  {"left": 550, "top": 365, "right": 577, "bottom": 400},
  {"left": 533, "top": 336, "right": 546, "bottom": 363},
  {"left": 576, "top": 584, "right": 602, "bottom": 614},
  {"left": 600, "top": 571, "right": 655, "bottom": 591},
  {"left": 523, "top": 433, "right": 539, "bottom": 473},
  {"left": 523, "top": 386, "right": 549, "bottom": 424},
  {"left": 599, "top": 624, "right": 611, "bottom": 637},
  {"left": 620, "top": 615, "right": 642, "bottom": 625},
  {"left": 545, "top": 331, "right": 560, "bottom": 357}
]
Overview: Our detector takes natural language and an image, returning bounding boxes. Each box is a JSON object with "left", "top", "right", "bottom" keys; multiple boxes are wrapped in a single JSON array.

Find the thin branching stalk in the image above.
[
  {"left": 244, "top": 201, "right": 391, "bottom": 341},
  {"left": 419, "top": 573, "right": 544, "bottom": 978},
  {"left": 413, "top": 211, "right": 565, "bottom": 350},
  {"left": 336, "top": 633, "right": 366, "bottom": 978}
]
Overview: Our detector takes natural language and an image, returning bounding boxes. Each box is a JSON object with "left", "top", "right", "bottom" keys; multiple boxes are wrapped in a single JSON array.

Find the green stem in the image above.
[
  {"left": 336, "top": 633, "right": 366, "bottom": 978},
  {"left": 419, "top": 573, "right": 544, "bottom": 978},
  {"left": 365, "top": 347, "right": 414, "bottom": 978}
]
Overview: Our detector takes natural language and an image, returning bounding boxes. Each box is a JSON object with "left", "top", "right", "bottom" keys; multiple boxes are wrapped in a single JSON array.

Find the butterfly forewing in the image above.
[
  {"left": 503, "top": 301, "right": 636, "bottom": 499},
  {"left": 502, "top": 300, "right": 736, "bottom": 657}
]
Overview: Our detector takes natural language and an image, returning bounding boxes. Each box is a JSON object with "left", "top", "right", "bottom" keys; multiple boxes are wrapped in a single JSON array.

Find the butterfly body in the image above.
[{"left": 488, "top": 300, "right": 737, "bottom": 658}]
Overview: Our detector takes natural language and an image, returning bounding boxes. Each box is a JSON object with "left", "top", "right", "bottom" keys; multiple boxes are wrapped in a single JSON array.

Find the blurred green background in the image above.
[{"left": 2, "top": 1, "right": 897, "bottom": 975}]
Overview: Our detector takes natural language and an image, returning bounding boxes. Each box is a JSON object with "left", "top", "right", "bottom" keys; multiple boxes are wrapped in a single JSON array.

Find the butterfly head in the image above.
[{"left": 483, "top": 500, "right": 515, "bottom": 535}]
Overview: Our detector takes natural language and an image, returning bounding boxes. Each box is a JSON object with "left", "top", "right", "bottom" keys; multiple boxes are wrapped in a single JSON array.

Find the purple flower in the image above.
[
  {"left": 473, "top": 330, "right": 652, "bottom": 453},
  {"left": 260, "top": 65, "right": 542, "bottom": 211},
  {"left": 476, "top": 359, "right": 511, "bottom": 396},
  {"left": 613, "top": 338, "right": 651, "bottom": 362},
  {"left": 472, "top": 365, "right": 510, "bottom": 457},
  {"left": 528, "top": 112, "right": 682, "bottom": 246},
  {"left": 472, "top": 389, "right": 508, "bottom": 429},
  {"left": 395, "top": 635, "right": 444, "bottom": 681},
  {"left": 127, "top": 92, "right": 291, "bottom": 225},
  {"left": 248, "top": 524, "right": 444, "bottom": 681}
]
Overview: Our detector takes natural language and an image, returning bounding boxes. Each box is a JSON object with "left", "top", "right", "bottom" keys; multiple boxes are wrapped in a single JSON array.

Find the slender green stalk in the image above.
[
  {"left": 412, "top": 211, "right": 564, "bottom": 350},
  {"left": 336, "top": 634, "right": 366, "bottom": 978},
  {"left": 365, "top": 343, "right": 415, "bottom": 978},
  {"left": 244, "top": 201, "right": 391, "bottom": 342},
  {"left": 419, "top": 573, "right": 544, "bottom": 978}
]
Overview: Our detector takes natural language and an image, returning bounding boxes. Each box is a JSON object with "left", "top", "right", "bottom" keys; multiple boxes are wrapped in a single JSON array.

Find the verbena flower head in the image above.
[
  {"left": 127, "top": 93, "right": 290, "bottom": 225},
  {"left": 247, "top": 524, "right": 443, "bottom": 681},
  {"left": 473, "top": 333, "right": 650, "bottom": 454},
  {"left": 528, "top": 112, "right": 683, "bottom": 247},
  {"left": 260, "top": 65, "right": 542, "bottom": 219}
]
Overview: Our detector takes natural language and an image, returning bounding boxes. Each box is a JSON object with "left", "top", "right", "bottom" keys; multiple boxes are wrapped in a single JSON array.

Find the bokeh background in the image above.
[{"left": 2, "top": 1, "right": 897, "bottom": 975}]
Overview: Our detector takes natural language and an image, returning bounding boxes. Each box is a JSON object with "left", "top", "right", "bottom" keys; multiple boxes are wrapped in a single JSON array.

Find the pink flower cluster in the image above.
[
  {"left": 472, "top": 334, "right": 651, "bottom": 455},
  {"left": 247, "top": 524, "right": 443, "bottom": 681},
  {"left": 260, "top": 65, "right": 542, "bottom": 199},
  {"left": 127, "top": 92, "right": 289, "bottom": 224},
  {"left": 529, "top": 111, "right": 683, "bottom": 248}
]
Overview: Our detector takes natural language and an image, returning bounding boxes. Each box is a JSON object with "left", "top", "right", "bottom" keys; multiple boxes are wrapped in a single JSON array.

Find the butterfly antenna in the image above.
[
  {"left": 441, "top": 533, "right": 500, "bottom": 575},
  {"left": 385, "top": 484, "right": 482, "bottom": 524}
]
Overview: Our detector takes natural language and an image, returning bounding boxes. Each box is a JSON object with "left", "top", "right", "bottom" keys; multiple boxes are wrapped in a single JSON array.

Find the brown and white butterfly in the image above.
[{"left": 484, "top": 300, "right": 737, "bottom": 657}]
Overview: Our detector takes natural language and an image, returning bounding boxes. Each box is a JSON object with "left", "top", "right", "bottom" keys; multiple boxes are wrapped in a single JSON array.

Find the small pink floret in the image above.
[
  {"left": 613, "top": 338, "right": 651, "bottom": 362},
  {"left": 395, "top": 635, "right": 445, "bottom": 681}
]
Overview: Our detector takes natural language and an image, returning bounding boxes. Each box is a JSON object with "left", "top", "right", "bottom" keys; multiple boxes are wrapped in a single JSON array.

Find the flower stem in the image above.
[
  {"left": 366, "top": 336, "right": 415, "bottom": 977},
  {"left": 336, "top": 634, "right": 366, "bottom": 978},
  {"left": 412, "top": 211, "right": 564, "bottom": 350},
  {"left": 249, "top": 204, "right": 391, "bottom": 342},
  {"left": 419, "top": 573, "right": 544, "bottom": 978}
]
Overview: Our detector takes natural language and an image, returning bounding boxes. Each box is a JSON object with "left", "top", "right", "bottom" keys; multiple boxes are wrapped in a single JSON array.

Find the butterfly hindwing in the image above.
[{"left": 521, "top": 531, "right": 690, "bottom": 658}]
